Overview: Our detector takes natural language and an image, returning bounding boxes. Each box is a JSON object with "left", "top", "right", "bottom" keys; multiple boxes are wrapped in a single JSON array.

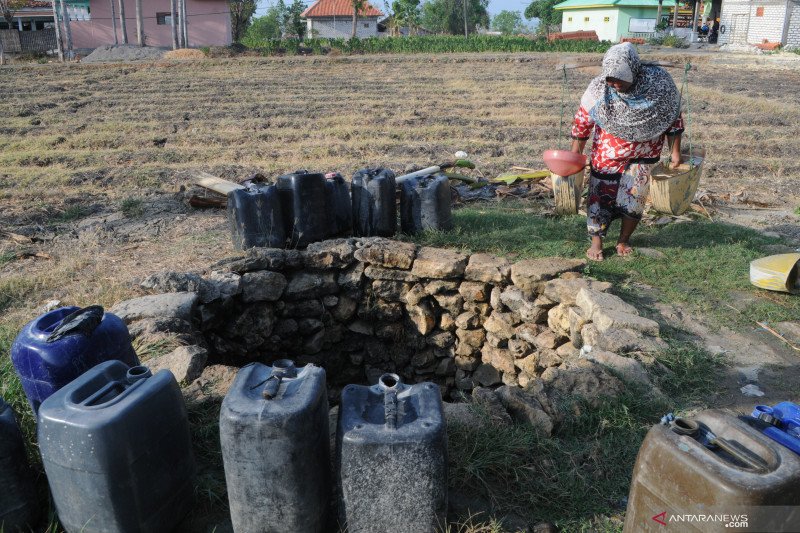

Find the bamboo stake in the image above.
[
  {"left": 181, "top": 0, "right": 188, "bottom": 47},
  {"left": 756, "top": 321, "right": 800, "bottom": 352},
  {"left": 176, "top": 0, "right": 184, "bottom": 47}
]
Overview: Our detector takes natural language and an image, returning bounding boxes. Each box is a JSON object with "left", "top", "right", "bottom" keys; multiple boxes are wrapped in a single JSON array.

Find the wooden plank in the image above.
[
  {"left": 192, "top": 171, "right": 245, "bottom": 195},
  {"left": 552, "top": 170, "right": 585, "bottom": 215}
]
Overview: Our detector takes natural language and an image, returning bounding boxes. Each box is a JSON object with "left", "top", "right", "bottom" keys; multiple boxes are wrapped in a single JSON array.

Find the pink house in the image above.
[{"left": 71, "top": 0, "right": 231, "bottom": 48}]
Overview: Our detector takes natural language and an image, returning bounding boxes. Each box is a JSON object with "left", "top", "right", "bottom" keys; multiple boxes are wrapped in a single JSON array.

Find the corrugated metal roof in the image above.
[
  {"left": 301, "top": 0, "right": 384, "bottom": 18},
  {"left": 555, "top": 0, "right": 675, "bottom": 9}
]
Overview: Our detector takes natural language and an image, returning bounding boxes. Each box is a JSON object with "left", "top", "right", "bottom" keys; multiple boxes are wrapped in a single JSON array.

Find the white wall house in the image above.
[
  {"left": 302, "top": 0, "right": 383, "bottom": 38},
  {"left": 719, "top": 0, "right": 800, "bottom": 47}
]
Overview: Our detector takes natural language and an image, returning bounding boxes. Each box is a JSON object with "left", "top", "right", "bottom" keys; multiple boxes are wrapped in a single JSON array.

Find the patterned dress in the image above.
[{"left": 572, "top": 106, "right": 684, "bottom": 237}]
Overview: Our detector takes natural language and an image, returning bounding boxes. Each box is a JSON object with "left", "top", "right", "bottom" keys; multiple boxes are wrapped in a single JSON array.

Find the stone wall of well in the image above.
[{"left": 113, "top": 238, "right": 667, "bottom": 434}]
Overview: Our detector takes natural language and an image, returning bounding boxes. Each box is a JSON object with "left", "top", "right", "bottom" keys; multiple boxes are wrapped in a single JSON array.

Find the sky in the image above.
[{"left": 255, "top": 0, "right": 533, "bottom": 18}]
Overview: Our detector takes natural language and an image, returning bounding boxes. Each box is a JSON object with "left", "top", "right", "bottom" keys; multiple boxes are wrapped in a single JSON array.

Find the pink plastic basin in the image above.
[{"left": 543, "top": 150, "right": 587, "bottom": 176}]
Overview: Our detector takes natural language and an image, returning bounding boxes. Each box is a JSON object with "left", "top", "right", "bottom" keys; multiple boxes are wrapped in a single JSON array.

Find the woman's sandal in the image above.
[
  {"left": 586, "top": 248, "right": 604, "bottom": 262},
  {"left": 616, "top": 243, "right": 634, "bottom": 257}
]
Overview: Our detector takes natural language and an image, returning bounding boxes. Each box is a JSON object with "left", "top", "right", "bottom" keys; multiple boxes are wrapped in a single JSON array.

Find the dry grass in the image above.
[{"left": 163, "top": 49, "right": 207, "bottom": 60}]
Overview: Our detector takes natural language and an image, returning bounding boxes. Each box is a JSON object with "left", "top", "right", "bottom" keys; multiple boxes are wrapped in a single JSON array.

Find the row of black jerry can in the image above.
[
  {"left": 220, "top": 360, "right": 448, "bottom": 533},
  {"left": 227, "top": 168, "right": 453, "bottom": 250}
]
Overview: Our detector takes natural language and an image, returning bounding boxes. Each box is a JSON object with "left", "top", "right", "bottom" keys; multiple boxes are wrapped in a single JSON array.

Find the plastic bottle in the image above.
[
  {"left": 220, "top": 360, "right": 331, "bottom": 533},
  {"left": 337, "top": 374, "right": 447, "bottom": 532},
  {"left": 399, "top": 173, "right": 453, "bottom": 234},
  {"left": 227, "top": 183, "right": 285, "bottom": 250},
  {"left": 0, "top": 398, "right": 37, "bottom": 532},
  {"left": 277, "top": 171, "right": 329, "bottom": 248},
  {"left": 325, "top": 173, "right": 353, "bottom": 237},
  {"left": 351, "top": 168, "right": 397, "bottom": 237},
  {"left": 38, "top": 361, "right": 196, "bottom": 533},
  {"left": 11, "top": 305, "right": 139, "bottom": 413}
]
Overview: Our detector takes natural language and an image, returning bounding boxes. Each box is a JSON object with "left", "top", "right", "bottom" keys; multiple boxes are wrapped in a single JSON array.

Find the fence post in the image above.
[
  {"left": 118, "top": 0, "right": 128, "bottom": 43},
  {"left": 59, "top": 0, "right": 74, "bottom": 59}
]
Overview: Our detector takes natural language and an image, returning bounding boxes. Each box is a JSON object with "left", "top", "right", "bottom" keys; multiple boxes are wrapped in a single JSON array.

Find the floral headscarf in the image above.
[{"left": 580, "top": 43, "right": 681, "bottom": 142}]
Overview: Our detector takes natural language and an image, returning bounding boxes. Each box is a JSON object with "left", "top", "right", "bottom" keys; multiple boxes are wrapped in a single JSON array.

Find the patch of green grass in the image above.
[
  {"left": 448, "top": 340, "right": 721, "bottom": 530},
  {"left": 413, "top": 205, "right": 797, "bottom": 327},
  {"left": 55, "top": 204, "right": 89, "bottom": 223},
  {"left": 795, "top": 206, "right": 800, "bottom": 216},
  {"left": 120, "top": 197, "right": 144, "bottom": 218},
  {"left": 0, "top": 250, "right": 16, "bottom": 267}
]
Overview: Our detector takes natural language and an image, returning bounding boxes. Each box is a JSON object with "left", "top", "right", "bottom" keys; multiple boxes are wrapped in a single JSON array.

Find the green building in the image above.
[{"left": 554, "top": 0, "right": 676, "bottom": 42}]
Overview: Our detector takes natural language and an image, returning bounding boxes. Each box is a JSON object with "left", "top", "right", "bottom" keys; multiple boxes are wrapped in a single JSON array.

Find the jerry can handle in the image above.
[
  {"left": 378, "top": 373, "right": 402, "bottom": 430},
  {"left": 46, "top": 305, "right": 104, "bottom": 343},
  {"left": 672, "top": 417, "right": 768, "bottom": 472}
]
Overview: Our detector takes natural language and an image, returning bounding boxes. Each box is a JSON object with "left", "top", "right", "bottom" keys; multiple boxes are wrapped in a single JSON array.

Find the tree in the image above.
[
  {"left": 524, "top": 0, "right": 561, "bottom": 34},
  {"left": 274, "top": 0, "right": 305, "bottom": 38},
  {"left": 420, "top": 0, "right": 488, "bottom": 35},
  {"left": 390, "top": 0, "right": 420, "bottom": 35},
  {"left": 350, "top": 0, "right": 365, "bottom": 38},
  {"left": 491, "top": 9, "right": 526, "bottom": 34},
  {"left": 244, "top": 9, "right": 282, "bottom": 43},
  {"left": 230, "top": 0, "right": 257, "bottom": 42},
  {"left": 0, "top": 0, "right": 25, "bottom": 64}
]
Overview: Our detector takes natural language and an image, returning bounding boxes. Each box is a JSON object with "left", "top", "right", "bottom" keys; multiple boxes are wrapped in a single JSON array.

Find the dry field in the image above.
[{"left": 2, "top": 51, "right": 800, "bottom": 531}]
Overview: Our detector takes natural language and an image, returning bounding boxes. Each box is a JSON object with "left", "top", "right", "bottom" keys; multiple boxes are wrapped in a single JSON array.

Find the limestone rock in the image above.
[
  {"left": 411, "top": 247, "right": 469, "bottom": 279},
  {"left": 404, "top": 284, "right": 428, "bottom": 306},
  {"left": 424, "top": 280, "right": 460, "bottom": 295},
  {"left": 481, "top": 345, "right": 515, "bottom": 374},
  {"left": 455, "top": 312, "right": 481, "bottom": 330},
  {"left": 281, "top": 299, "right": 323, "bottom": 318},
  {"left": 241, "top": 270, "right": 287, "bottom": 302},
  {"left": 542, "top": 278, "right": 612, "bottom": 306},
  {"left": 485, "top": 332, "right": 507, "bottom": 349},
  {"left": 473, "top": 364, "right": 502, "bottom": 386},
  {"left": 284, "top": 272, "right": 338, "bottom": 300},
  {"left": 323, "top": 295, "right": 339, "bottom": 308},
  {"left": 515, "top": 323, "right": 544, "bottom": 344},
  {"left": 575, "top": 288, "right": 638, "bottom": 321},
  {"left": 298, "top": 318, "right": 324, "bottom": 335},
  {"left": 364, "top": 265, "right": 420, "bottom": 282},
  {"left": 427, "top": 331, "right": 455, "bottom": 348},
  {"left": 439, "top": 312, "right": 456, "bottom": 331},
  {"left": 556, "top": 342, "right": 579, "bottom": 359},
  {"left": 217, "top": 303, "right": 276, "bottom": 352},
  {"left": 568, "top": 307, "right": 587, "bottom": 347},
  {"left": 541, "top": 358, "right": 624, "bottom": 412},
  {"left": 303, "top": 239, "right": 356, "bottom": 269},
  {"left": 471, "top": 387, "right": 514, "bottom": 426},
  {"left": 463, "top": 302, "right": 491, "bottom": 316},
  {"left": 495, "top": 385, "right": 553, "bottom": 436},
  {"left": 112, "top": 292, "right": 199, "bottom": 324},
  {"left": 206, "top": 271, "right": 242, "bottom": 300},
  {"left": 127, "top": 316, "right": 194, "bottom": 339},
  {"left": 508, "top": 338, "right": 534, "bottom": 359},
  {"left": 284, "top": 249, "right": 304, "bottom": 270},
  {"left": 215, "top": 247, "right": 285, "bottom": 273},
  {"left": 581, "top": 324, "right": 667, "bottom": 354},
  {"left": 303, "top": 330, "right": 325, "bottom": 354},
  {"left": 534, "top": 329, "right": 559, "bottom": 350},
  {"left": 455, "top": 354, "right": 480, "bottom": 370},
  {"left": 489, "top": 286, "right": 505, "bottom": 311},
  {"left": 348, "top": 320, "right": 374, "bottom": 335},
  {"left": 458, "top": 282, "right": 490, "bottom": 302},
  {"left": 583, "top": 349, "right": 651, "bottom": 387},
  {"left": 407, "top": 300, "right": 437, "bottom": 335},
  {"left": 464, "top": 253, "right": 511, "bottom": 283},
  {"left": 483, "top": 312, "right": 516, "bottom": 339},
  {"left": 435, "top": 358, "right": 456, "bottom": 377},
  {"left": 273, "top": 318, "right": 299, "bottom": 337},
  {"left": 538, "top": 349, "right": 563, "bottom": 368},
  {"left": 338, "top": 262, "right": 365, "bottom": 295},
  {"left": 594, "top": 309, "right": 660, "bottom": 336},
  {"left": 547, "top": 304, "right": 572, "bottom": 338},
  {"left": 510, "top": 258, "right": 586, "bottom": 293},
  {"left": 499, "top": 286, "right": 546, "bottom": 322},
  {"left": 147, "top": 345, "right": 208, "bottom": 384},
  {"left": 140, "top": 271, "right": 219, "bottom": 304},
  {"left": 361, "top": 301, "right": 403, "bottom": 322},
  {"left": 433, "top": 292, "right": 464, "bottom": 315},
  {"left": 354, "top": 238, "right": 417, "bottom": 269},
  {"left": 372, "top": 280, "right": 409, "bottom": 302}
]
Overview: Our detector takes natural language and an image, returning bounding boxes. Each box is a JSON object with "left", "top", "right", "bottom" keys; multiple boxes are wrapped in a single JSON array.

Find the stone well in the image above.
[{"left": 112, "top": 238, "right": 667, "bottom": 435}]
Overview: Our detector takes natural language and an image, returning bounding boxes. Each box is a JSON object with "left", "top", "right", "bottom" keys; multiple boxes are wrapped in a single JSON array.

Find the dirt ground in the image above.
[{"left": 1, "top": 50, "right": 800, "bottom": 528}]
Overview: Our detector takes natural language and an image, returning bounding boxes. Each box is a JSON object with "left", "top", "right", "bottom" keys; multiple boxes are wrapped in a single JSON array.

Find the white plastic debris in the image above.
[
  {"left": 455, "top": 151, "right": 468, "bottom": 159},
  {"left": 740, "top": 384, "right": 765, "bottom": 397},
  {"left": 579, "top": 345, "right": 593, "bottom": 357}
]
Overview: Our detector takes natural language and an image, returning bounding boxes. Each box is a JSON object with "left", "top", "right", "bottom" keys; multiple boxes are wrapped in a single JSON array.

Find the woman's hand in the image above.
[
  {"left": 571, "top": 139, "right": 587, "bottom": 154},
  {"left": 671, "top": 151, "right": 683, "bottom": 168}
]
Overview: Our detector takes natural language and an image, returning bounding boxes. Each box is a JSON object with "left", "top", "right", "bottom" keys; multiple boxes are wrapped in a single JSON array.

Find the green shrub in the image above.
[
  {"left": 647, "top": 34, "right": 689, "bottom": 48},
  {"left": 245, "top": 35, "right": 612, "bottom": 56}
]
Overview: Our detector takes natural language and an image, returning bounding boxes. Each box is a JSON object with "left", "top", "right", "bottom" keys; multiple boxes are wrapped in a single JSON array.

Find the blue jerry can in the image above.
[
  {"left": 11, "top": 305, "right": 139, "bottom": 413},
  {"left": 337, "top": 373, "right": 447, "bottom": 533},
  {"left": 0, "top": 398, "right": 37, "bottom": 531},
  {"left": 38, "top": 361, "right": 195, "bottom": 533},
  {"left": 220, "top": 360, "right": 331, "bottom": 533},
  {"left": 752, "top": 402, "right": 800, "bottom": 454}
]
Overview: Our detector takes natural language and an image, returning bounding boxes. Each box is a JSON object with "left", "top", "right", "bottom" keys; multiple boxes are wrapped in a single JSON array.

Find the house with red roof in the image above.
[{"left": 301, "top": 0, "right": 384, "bottom": 38}]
